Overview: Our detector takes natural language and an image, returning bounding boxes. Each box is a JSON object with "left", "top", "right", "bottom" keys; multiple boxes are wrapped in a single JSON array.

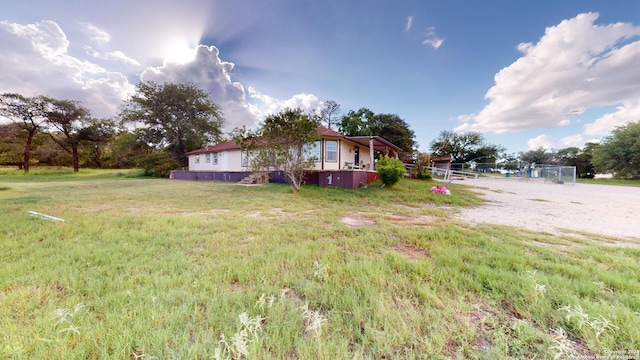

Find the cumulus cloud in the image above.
[
  {"left": 527, "top": 133, "right": 584, "bottom": 150},
  {"left": 79, "top": 22, "right": 111, "bottom": 45},
  {"left": 0, "top": 18, "right": 322, "bottom": 135},
  {"left": 422, "top": 27, "right": 443, "bottom": 49},
  {"left": 456, "top": 12, "right": 640, "bottom": 137},
  {"left": 583, "top": 101, "right": 640, "bottom": 135},
  {"left": 141, "top": 45, "right": 264, "bottom": 131},
  {"left": 0, "top": 20, "right": 134, "bottom": 118}
]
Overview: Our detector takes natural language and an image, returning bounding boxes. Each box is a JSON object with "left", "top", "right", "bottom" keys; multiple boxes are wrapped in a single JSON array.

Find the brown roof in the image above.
[
  {"left": 186, "top": 140, "right": 240, "bottom": 155},
  {"left": 317, "top": 126, "right": 345, "bottom": 138}
]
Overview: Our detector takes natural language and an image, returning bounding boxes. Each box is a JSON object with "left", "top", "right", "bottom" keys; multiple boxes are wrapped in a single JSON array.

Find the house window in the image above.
[
  {"left": 304, "top": 141, "right": 321, "bottom": 161},
  {"left": 205, "top": 153, "right": 211, "bottom": 163},
  {"left": 326, "top": 140, "right": 337, "bottom": 162},
  {"left": 241, "top": 151, "right": 249, "bottom": 167},
  {"left": 195, "top": 155, "right": 200, "bottom": 164},
  {"left": 212, "top": 153, "right": 218, "bottom": 165}
]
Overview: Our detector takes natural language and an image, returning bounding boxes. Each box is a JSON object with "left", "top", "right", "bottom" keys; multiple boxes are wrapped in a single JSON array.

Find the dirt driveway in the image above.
[{"left": 454, "top": 177, "right": 640, "bottom": 241}]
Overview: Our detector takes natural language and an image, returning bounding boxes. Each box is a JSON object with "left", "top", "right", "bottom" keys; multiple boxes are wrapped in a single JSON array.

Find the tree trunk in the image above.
[
  {"left": 72, "top": 146, "right": 79, "bottom": 172},
  {"left": 23, "top": 131, "right": 34, "bottom": 173},
  {"left": 178, "top": 137, "right": 188, "bottom": 168}
]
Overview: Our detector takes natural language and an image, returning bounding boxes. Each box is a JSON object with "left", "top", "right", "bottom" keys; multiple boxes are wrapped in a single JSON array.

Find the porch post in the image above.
[{"left": 369, "top": 137, "right": 374, "bottom": 170}]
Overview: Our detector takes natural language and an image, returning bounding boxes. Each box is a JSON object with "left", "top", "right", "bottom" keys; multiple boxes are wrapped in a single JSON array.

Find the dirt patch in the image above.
[
  {"left": 341, "top": 212, "right": 375, "bottom": 228},
  {"left": 244, "top": 208, "right": 286, "bottom": 218},
  {"left": 383, "top": 213, "right": 435, "bottom": 227},
  {"left": 391, "top": 244, "right": 430, "bottom": 260}
]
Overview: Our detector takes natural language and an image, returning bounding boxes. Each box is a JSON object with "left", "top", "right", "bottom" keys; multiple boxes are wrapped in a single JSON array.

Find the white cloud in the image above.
[
  {"left": 527, "top": 133, "right": 584, "bottom": 150},
  {"left": 140, "top": 45, "right": 262, "bottom": 131},
  {"left": 0, "top": 18, "right": 323, "bottom": 134},
  {"left": 79, "top": 23, "right": 111, "bottom": 45},
  {"left": 583, "top": 101, "right": 640, "bottom": 135},
  {"left": 406, "top": 16, "right": 414, "bottom": 32},
  {"left": 0, "top": 20, "right": 134, "bottom": 118},
  {"left": 422, "top": 27, "right": 443, "bottom": 49},
  {"left": 84, "top": 45, "right": 140, "bottom": 66},
  {"left": 248, "top": 88, "right": 322, "bottom": 119},
  {"left": 280, "top": 93, "right": 321, "bottom": 113},
  {"left": 456, "top": 12, "right": 640, "bottom": 137}
]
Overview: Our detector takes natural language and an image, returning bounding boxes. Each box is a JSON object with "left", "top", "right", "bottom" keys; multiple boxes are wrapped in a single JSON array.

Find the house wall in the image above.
[
  {"left": 189, "top": 152, "right": 223, "bottom": 171},
  {"left": 187, "top": 139, "right": 373, "bottom": 172}
]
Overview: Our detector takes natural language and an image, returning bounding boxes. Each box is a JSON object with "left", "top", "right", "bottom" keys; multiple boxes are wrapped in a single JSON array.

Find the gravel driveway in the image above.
[{"left": 455, "top": 177, "right": 640, "bottom": 241}]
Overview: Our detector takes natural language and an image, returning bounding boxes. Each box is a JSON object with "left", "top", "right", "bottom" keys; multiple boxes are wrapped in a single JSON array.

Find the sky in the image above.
[{"left": 1, "top": 0, "right": 640, "bottom": 156}]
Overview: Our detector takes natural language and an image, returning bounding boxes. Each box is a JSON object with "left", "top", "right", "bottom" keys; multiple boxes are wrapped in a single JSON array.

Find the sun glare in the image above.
[{"left": 163, "top": 41, "right": 198, "bottom": 64}]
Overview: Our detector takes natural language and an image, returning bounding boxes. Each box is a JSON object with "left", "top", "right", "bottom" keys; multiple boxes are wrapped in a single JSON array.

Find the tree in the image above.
[
  {"left": 78, "top": 118, "right": 117, "bottom": 168},
  {"left": 0, "top": 93, "right": 48, "bottom": 173},
  {"left": 519, "top": 147, "right": 554, "bottom": 165},
  {"left": 233, "top": 108, "right": 320, "bottom": 192},
  {"left": 554, "top": 146, "right": 595, "bottom": 178},
  {"left": 120, "top": 81, "right": 224, "bottom": 168},
  {"left": 340, "top": 108, "right": 416, "bottom": 161},
  {"left": 592, "top": 121, "right": 640, "bottom": 179},
  {"left": 44, "top": 98, "right": 92, "bottom": 172},
  {"left": 339, "top": 108, "right": 374, "bottom": 136},
  {"left": 0, "top": 123, "right": 26, "bottom": 167},
  {"left": 369, "top": 113, "right": 417, "bottom": 162},
  {"left": 320, "top": 100, "right": 341, "bottom": 130},
  {"left": 102, "top": 129, "right": 154, "bottom": 168},
  {"left": 429, "top": 131, "right": 485, "bottom": 163}
]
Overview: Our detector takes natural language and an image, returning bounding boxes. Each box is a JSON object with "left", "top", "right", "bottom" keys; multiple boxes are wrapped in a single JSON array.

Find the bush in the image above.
[
  {"left": 136, "top": 150, "right": 179, "bottom": 177},
  {"left": 376, "top": 155, "right": 406, "bottom": 187},
  {"left": 411, "top": 152, "right": 432, "bottom": 180}
]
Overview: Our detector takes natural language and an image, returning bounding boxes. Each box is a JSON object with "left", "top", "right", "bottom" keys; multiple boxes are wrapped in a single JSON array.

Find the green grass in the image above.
[
  {"left": 1, "top": 170, "right": 638, "bottom": 359},
  {"left": 576, "top": 178, "right": 640, "bottom": 187}
]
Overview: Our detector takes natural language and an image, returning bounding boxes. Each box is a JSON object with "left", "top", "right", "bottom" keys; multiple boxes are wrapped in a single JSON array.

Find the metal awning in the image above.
[{"left": 346, "top": 136, "right": 402, "bottom": 153}]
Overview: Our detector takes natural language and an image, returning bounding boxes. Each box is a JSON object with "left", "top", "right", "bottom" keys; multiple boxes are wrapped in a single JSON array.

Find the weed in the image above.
[
  {"left": 300, "top": 303, "right": 327, "bottom": 336},
  {"left": 215, "top": 312, "right": 265, "bottom": 360},
  {"left": 312, "top": 261, "right": 330, "bottom": 282},
  {"left": 550, "top": 327, "right": 577, "bottom": 359}
]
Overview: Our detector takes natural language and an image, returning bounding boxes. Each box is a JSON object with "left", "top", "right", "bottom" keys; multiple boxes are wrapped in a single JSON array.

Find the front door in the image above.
[{"left": 354, "top": 146, "right": 360, "bottom": 165}]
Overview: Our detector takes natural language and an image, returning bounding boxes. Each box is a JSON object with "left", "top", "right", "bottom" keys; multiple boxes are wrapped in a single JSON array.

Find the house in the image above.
[{"left": 170, "top": 126, "right": 402, "bottom": 189}]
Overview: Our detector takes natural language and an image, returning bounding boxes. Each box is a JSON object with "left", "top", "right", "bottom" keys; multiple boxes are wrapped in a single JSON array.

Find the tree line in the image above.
[
  {"left": 2, "top": 81, "right": 638, "bottom": 179},
  {"left": 0, "top": 82, "right": 419, "bottom": 177},
  {"left": 428, "top": 123, "right": 640, "bottom": 179}
]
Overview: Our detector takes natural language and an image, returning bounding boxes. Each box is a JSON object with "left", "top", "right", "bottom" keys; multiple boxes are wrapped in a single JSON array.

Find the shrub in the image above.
[
  {"left": 136, "top": 150, "right": 179, "bottom": 177},
  {"left": 376, "top": 154, "right": 405, "bottom": 187},
  {"left": 411, "top": 152, "right": 432, "bottom": 180}
]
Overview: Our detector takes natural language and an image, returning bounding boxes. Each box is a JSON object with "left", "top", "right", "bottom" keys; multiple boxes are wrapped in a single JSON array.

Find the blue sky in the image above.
[{"left": 1, "top": 0, "right": 640, "bottom": 155}]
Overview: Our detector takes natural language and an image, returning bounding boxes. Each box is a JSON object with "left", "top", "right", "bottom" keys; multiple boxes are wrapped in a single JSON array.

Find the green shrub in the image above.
[
  {"left": 411, "top": 152, "right": 432, "bottom": 180},
  {"left": 136, "top": 151, "right": 179, "bottom": 177},
  {"left": 376, "top": 154, "right": 405, "bottom": 187}
]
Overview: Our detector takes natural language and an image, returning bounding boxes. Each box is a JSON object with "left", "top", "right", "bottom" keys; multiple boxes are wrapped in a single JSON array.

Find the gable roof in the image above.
[
  {"left": 317, "top": 126, "right": 345, "bottom": 138},
  {"left": 186, "top": 140, "right": 240, "bottom": 155}
]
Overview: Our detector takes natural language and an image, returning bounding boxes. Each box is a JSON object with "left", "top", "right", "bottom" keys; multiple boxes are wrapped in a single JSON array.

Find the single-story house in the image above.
[{"left": 170, "top": 126, "right": 402, "bottom": 189}]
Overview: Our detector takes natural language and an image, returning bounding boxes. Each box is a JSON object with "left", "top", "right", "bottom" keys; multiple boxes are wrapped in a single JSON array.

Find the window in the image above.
[
  {"left": 195, "top": 155, "right": 200, "bottom": 164},
  {"left": 241, "top": 151, "right": 249, "bottom": 167},
  {"left": 205, "top": 153, "right": 211, "bottom": 163},
  {"left": 212, "top": 153, "right": 218, "bottom": 165},
  {"left": 304, "top": 141, "right": 321, "bottom": 161},
  {"left": 326, "top": 140, "right": 337, "bottom": 162}
]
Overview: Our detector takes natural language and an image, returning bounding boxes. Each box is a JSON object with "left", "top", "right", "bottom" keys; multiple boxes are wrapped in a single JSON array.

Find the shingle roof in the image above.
[{"left": 186, "top": 140, "right": 240, "bottom": 155}]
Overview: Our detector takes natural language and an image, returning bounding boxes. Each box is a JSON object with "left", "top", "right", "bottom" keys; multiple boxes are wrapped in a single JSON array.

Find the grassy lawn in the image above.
[{"left": 1, "top": 168, "right": 638, "bottom": 359}]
